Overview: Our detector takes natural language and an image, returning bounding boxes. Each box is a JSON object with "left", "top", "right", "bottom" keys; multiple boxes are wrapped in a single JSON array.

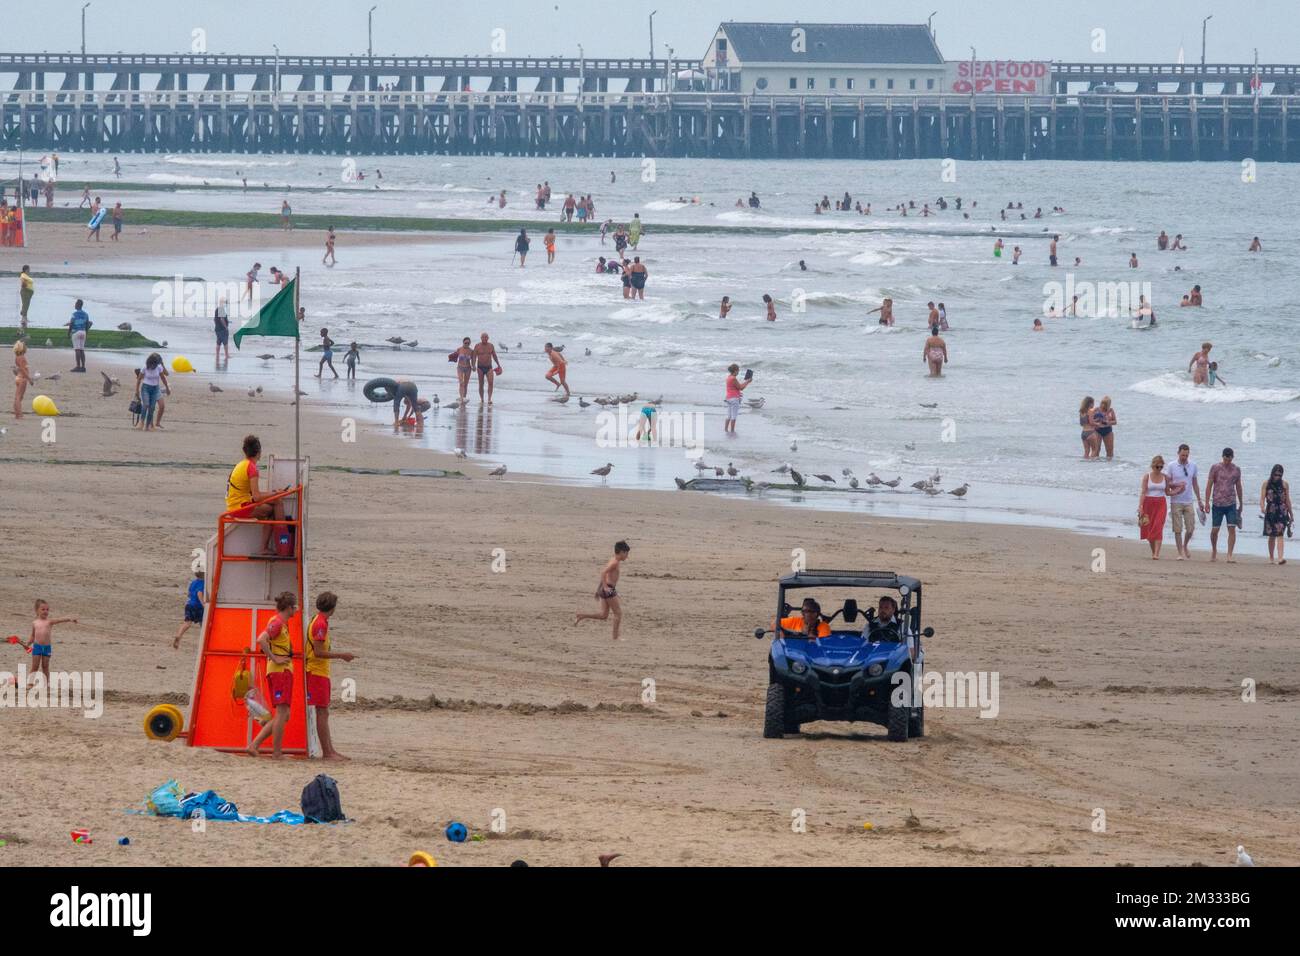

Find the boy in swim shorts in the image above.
[
  {"left": 23, "top": 599, "right": 78, "bottom": 687},
  {"left": 574, "top": 541, "right": 630, "bottom": 641},
  {"left": 305, "top": 591, "right": 357, "bottom": 761},
  {"left": 173, "top": 571, "right": 205, "bottom": 649},
  {"left": 543, "top": 342, "right": 569, "bottom": 397},
  {"left": 248, "top": 591, "right": 297, "bottom": 758}
]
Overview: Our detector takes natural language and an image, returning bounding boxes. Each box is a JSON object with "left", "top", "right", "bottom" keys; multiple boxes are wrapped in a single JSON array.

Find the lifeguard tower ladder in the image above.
[{"left": 145, "top": 456, "right": 320, "bottom": 757}]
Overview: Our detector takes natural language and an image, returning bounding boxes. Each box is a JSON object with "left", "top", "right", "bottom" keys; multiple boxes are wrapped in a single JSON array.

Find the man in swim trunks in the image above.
[
  {"left": 574, "top": 541, "right": 630, "bottom": 640},
  {"left": 473, "top": 333, "right": 503, "bottom": 405},
  {"left": 544, "top": 342, "right": 569, "bottom": 397},
  {"left": 226, "top": 434, "right": 284, "bottom": 554},
  {"left": 1049, "top": 234, "right": 1059, "bottom": 267},
  {"left": 1204, "top": 447, "right": 1244, "bottom": 562},
  {"left": 1157, "top": 230, "right": 1169, "bottom": 250},
  {"left": 393, "top": 379, "right": 421, "bottom": 429}
]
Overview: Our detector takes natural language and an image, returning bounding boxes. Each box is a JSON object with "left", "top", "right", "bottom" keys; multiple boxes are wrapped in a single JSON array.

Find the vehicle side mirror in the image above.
[
  {"left": 842, "top": 598, "right": 859, "bottom": 623},
  {"left": 754, "top": 627, "right": 766, "bottom": 640},
  {"left": 922, "top": 627, "right": 934, "bottom": 638}
]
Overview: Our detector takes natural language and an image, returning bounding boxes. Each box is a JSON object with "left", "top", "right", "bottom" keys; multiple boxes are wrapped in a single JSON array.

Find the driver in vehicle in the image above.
[
  {"left": 866, "top": 596, "right": 902, "bottom": 640},
  {"left": 775, "top": 598, "right": 831, "bottom": 637}
]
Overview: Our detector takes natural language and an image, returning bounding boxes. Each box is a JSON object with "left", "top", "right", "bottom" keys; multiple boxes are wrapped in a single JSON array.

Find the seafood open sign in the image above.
[{"left": 948, "top": 60, "right": 1052, "bottom": 94}]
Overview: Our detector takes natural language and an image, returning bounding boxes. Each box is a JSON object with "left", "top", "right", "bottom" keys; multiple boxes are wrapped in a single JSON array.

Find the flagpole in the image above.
[{"left": 293, "top": 267, "right": 301, "bottom": 490}]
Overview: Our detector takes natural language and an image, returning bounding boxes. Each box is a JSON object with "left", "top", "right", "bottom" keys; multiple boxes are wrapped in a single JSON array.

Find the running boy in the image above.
[
  {"left": 248, "top": 591, "right": 297, "bottom": 758},
  {"left": 574, "top": 541, "right": 630, "bottom": 641},
  {"left": 24, "top": 600, "right": 78, "bottom": 687},
  {"left": 306, "top": 591, "right": 357, "bottom": 761},
  {"left": 173, "top": 571, "right": 205, "bottom": 648},
  {"left": 544, "top": 342, "right": 569, "bottom": 397},
  {"left": 316, "top": 328, "right": 338, "bottom": 378}
]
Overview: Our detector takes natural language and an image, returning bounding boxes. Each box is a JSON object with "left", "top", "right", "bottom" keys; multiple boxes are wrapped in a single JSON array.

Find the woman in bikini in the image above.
[
  {"left": 1188, "top": 342, "right": 1212, "bottom": 385},
  {"left": 12, "top": 340, "right": 32, "bottom": 419},
  {"left": 453, "top": 336, "right": 474, "bottom": 401},
  {"left": 1079, "top": 396, "right": 1098, "bottom": 459},
  {"left": 923, "top": 325, "right": 947, "bottom": 377},
  {"left": 1093, "top": 396, "right": 1117, "bottom": 460}
]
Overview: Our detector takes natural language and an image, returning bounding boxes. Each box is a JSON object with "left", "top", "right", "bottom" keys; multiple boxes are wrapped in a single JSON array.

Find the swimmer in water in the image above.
[
  {"left": 927, "top": 301, "right": 940, "bottom": 327},
  {"left": 1170, "top": 234, "right": 1187, "bottom": 251},
  {"left": 867, "top": 298, "right": 894, "bottom": 327},
  {"left": 937, "top": 303, "right": 949, "bottom": 331},
  {"left": 1032, "top": 318, "right": 1044, "bottom": 331},
  {"left": 1208, "top": 362, "right": 1226, "bottom": 387},
  {"left": 1129, "top": 252, "right": 1139, "bottom": 268},
  {"left": 1249, "top": 236, "right": 1262, "bottom": 252},
  {"left": 1157, "top": 230, "right": 1169, "bottom": 250},
  {"left": 994, "top": 238, "right": 1004, "bottom": 258},
  {"left": 719, "top": 296, "right": 732, "bottom": 319},
  {"left": 798, "top": 260, "right": 808, "bottom": 271},
  {"left": 1188, "top": 342, "right": 1212, "bottom": 385},
  {"left": 1012, "top": 245, "right": 1022, "bottom": 265},
  {"left": 923, "top": 325, "right": 948, "bottom": 377},
  {"left": 1188, "top": 285, "right": 1203, "bottom": 306},
  {"left": 763, "top": 294, "right": 777, "bottom": 322}
]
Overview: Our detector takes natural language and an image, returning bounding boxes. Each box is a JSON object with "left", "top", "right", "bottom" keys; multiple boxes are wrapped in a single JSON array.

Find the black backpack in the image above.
[{"left": 301, "top": 774, "right": 344, "bottom": 823}]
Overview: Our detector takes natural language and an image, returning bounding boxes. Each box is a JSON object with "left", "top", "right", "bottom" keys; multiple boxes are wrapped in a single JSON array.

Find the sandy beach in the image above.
[{"left": 3, "top": 216, "right": 1298, "bottom": 867}]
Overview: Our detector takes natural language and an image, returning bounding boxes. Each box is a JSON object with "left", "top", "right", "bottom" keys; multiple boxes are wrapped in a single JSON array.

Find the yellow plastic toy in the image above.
[
  {"left": 408, "top": 851, "right": 437, "bottom": 867},
  {"left": 171, "top": 356, "right": 195, "bottom": 373},
  {"left": 31, "top": 395, "right": 59, "bottom": 416},
  {"left": 144, "top": 703, "right": 184, "bottom": 741}
]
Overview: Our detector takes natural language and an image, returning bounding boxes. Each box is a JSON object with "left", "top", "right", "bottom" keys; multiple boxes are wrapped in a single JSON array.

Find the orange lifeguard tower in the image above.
[{"left": 146, "top": 456, "right": 321, "bottom": 757}]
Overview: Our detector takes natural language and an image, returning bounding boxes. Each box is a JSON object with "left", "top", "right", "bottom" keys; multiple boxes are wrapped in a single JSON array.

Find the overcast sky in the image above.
[{"left": 6, "top": 0, "right": 1296, "bottom": 63}]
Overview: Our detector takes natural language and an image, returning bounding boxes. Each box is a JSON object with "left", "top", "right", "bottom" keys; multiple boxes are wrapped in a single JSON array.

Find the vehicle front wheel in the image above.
[
  {"left": 887, "top": 695, "right": 910, "bottom": 742},
  {"left": 763, "top": 682, "right": 788, "bottom": 739}
]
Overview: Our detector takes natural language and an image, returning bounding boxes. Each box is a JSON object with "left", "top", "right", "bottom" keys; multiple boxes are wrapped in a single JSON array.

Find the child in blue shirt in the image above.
[{"left": 173, "top": 571, "right": 205, "bottom": 649}]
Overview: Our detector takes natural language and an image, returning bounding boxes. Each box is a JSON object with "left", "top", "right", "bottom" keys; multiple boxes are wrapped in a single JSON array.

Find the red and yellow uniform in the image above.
[
  {"left": 305, "top": 613, "right": 332, "bottom": 709},
  {"left": 226, "top": 457, "right": 260, "bottom": 515},
  {"left": 262, "top": 613, "right": 294, "bottom": 706}
]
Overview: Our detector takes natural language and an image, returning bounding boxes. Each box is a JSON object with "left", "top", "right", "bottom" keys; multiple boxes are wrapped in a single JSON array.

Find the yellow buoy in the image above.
[
  {"left": 144, "top": 703, "right": 183, "bottom": 741},
  {"left": 31, "top": 395, "right": 59, "bottom": 416},
  {"left": 171, "top": 356, "right": 195, "bottom": 373},
  {"left": 408, "top": 851, "right": 437, "bottom": 867}
]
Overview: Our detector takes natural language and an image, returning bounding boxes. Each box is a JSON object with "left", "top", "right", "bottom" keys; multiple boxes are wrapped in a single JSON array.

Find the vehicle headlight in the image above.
[
  {"left": 790, "top": 660, "right": 807, "bottom": 675},
  {"left": 867, "top": 662, "right": 885, "bottom": 678}
]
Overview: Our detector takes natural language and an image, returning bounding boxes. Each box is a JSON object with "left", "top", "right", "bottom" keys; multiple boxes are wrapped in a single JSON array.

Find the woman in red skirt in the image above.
[{"left": 1138, "top": 455, "right": 1171, "bottom": 559}]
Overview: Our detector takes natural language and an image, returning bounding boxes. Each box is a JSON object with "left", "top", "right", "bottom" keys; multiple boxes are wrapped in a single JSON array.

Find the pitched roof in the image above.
[{"left": 715, "top": 22, "right": 944, "bottom": 66}]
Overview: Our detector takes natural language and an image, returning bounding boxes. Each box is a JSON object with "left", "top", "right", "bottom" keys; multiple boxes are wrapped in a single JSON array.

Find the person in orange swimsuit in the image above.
[{"left": 544, "top": 342, "right": 569, "bottom": 397}]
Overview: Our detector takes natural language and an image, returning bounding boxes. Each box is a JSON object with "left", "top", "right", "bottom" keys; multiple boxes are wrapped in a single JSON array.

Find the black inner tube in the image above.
[{"left": 363, "top": 377, "right": 398, "bottom": 404}]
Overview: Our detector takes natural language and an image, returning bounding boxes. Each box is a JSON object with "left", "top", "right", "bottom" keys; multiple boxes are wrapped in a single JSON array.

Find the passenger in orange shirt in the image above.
[{"left": 774, "top": 598, "right": 831, "bottom": 637}]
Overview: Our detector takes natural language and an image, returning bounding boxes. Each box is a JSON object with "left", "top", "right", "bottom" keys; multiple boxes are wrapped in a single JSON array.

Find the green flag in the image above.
[{"left": 233, "top": 278, "right": 299, "bottom": 349}]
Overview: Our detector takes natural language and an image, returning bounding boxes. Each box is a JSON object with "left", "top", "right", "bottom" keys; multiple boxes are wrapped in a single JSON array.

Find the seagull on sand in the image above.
[
  {"left": 257, "top": 354, "right": 275, "bottom": 360},
  {"left": 1236, "top": 845, "right": 1255, "bottom": 867},
  {"left": 694, "top": 461, "right": 711, "bottom": 474},
  {"left": 841, "top": 468, "right": 854, "bottom": 478},
  {"left": 101, "top": 372, "right": 120, "bottom": 397},
  {"left": 674, "top": 477, "right": 688, "bottom": 489},
  {"left": 931, "top": 469, "right": 942, "bottom": 484},
  {"left": 924, "top": 486, "right": 943, "bottom": 496},
  {"left": 865, "top": 473, "right": 883, "bottom": 486},
  {"left": 849, "top": 477, "right": 860, "bottom": 489},
  {"left": 578, "top": 396, "right": 591, "bottom": 408},
  {"left": 904, "top": 442, "right": 916, "bottom": 451},
  {"left": 591, "top": 463, "right": 614, "bottom": 483},
  {"left": 488, "top": 465, "right": 507, "bottom": 477},
  {"left": 919, "top": 402, "right": 938, "bottom": 409},
  {"left": 790, "top": 439, "right": 798, "bottom": 452},
  {"left": 247, "top": 387, "right": 257, "bottom": 397},
  {"left": 771, "top": 463, "right": 790, "bottom": 474},
  {"left": 883, "top": 477, "right": 902, "bottom": 488},
  {"left": 789, "top": 468, "right": 806, "bottom": 487},
  {"left": 813, "top": 474, "right": 836, "bottom": 484},
  {"left": 911, "top": 480, "right": 930, "bottom": 491},
  {"left": 714, "top": 467, "right": 725, "bottom": 477},
  {"left": 726, "top": 463, "right": 739, "bottom": 477},
  {"left": 117, "top": 322, "right": 133, "bottom": 331},
  {"left": 948, "top": 483, "right": 970, "bottom": 498},
  {"left": 745, "top": 397, "right": 766, "bottom": 409},
  {"left": 208, "top": 383, "right": 223, "bottom": 393},
  {"left": 455, "top": 448, "right": 467, "bottom": 460}
]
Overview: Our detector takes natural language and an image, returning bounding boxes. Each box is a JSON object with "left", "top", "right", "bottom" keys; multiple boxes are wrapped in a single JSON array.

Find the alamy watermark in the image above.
[
  {"left": 891, "top": 670, "right": 1000, "bottom": 718},
  {"left": 1, "top": 669, "right": 104, "bottom": 718},
  {"left": 1042, "top": 275, "right": 1152, "bottom": 319},
  {"left": 595, "top": 405, "right": 705, "bottom": 459},
  {"left": 151, "top": 276, "right": 260, "bottom": 319}
]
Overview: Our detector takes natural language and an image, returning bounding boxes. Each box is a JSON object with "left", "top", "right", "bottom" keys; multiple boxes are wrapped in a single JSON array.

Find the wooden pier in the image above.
[{"left": 2, "top": 89, "right": 1296, "bottom": 162}]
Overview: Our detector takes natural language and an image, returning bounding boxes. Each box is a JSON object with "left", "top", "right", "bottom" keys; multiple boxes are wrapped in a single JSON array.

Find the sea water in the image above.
[{"left": 10, "top": 151, "right": 1298, "bottom": 555}]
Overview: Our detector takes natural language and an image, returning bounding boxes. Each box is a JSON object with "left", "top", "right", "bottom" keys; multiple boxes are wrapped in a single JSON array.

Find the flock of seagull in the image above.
[{"left": 684, "top": 454, "right": 971, "bottom": 499}]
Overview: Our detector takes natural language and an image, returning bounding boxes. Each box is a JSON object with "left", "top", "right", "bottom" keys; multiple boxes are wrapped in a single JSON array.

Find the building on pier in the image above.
[{"left": 702, "top": 22, "right": 946, "bottom": 96}]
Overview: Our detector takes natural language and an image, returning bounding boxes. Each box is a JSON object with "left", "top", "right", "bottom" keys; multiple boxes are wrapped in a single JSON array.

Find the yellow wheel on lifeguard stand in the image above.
[{"left": 144, "top": 703, "right": 184, "bottom": 741}]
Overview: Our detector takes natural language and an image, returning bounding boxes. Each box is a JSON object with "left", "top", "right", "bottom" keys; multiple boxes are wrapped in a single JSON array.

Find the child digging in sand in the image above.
[
  {"left": 306, "top": 591, "right": 357, "bottom": 760},
  {"left": 574, "top": 541, "right": 630, "bottom": 640},
  {"left": 173, "top": 571, "right": 205, "bottom": 649},
  {"left": 248, "top": 591, "right": 297, "bottom": 758},
  {"left": 23, "top": 600, "right": 78, "bottom": 687}
]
